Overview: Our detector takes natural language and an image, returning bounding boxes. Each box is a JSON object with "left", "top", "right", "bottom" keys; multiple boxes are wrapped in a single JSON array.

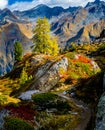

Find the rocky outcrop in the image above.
[
  {"left": 95, "top": 73, "right": 105, "bottom": 130},
  {"left": 31, "top": 57, "right": 68, "bottom": 91},
  {"left": 95, "top": 93, "right": 105, "bottom": 130},
  {"left": 103, "top": 73, "right": 105, "bottom": 91}
]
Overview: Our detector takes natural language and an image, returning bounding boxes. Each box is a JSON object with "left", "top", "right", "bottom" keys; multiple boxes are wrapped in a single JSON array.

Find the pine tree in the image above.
[
  {"left": 20, "top": 64, "right": 32, "bottom": 85},
  {"left": 20, "top": 67, "right": 28, "bottom": 85},
  {"left": 32, "top": 17, "right": 59, "bottom": 55},
  {"left": 14, "top": 41, "right": 22, "bottom": 62}
]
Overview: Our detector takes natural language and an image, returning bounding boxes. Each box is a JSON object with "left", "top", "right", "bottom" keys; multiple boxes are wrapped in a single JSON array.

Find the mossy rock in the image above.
[{"left": 32, "top": 92, "right": 58, "bottom": 104}]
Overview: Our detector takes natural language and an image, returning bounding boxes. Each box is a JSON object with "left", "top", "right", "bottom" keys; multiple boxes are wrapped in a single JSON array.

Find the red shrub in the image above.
[{"left": 6, "top": 103, "right": 35, "bottom": 121}]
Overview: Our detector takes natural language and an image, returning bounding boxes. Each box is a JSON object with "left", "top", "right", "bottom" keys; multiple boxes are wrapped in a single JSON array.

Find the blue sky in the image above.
[
  {"left": 0, "top": 0, "right": 105, "bottom": 11},
  {"left": 8, "top": 0, "right": 33, "bottom": 5}
]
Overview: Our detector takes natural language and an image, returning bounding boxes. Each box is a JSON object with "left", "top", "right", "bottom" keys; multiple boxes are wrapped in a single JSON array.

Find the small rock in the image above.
[
  {"left": 0, "top": 109, "right": 9, "bottom": 130},
  {"left": 18, "top": 90, "right": 40, "bottom": 100}
]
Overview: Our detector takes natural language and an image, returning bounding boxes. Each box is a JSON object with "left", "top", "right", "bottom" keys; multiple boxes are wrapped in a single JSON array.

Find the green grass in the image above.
[
  {"left": 4, "top": 116, "right": 34, "bottom": 130},
  {"left": 98, "top": 43, "right": 105, "bottom": 51},
  {"left": 36, "top": 112, "right": 80, "bottom": 130},
  {"left": 75, "top": 62, "right": 93, "bottom": 76},
  {"left": 65, "top": 52, "right": 75, "bottom": 59}
]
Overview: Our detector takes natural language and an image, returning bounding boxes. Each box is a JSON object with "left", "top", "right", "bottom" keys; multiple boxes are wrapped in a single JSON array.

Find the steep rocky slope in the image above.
[
  {"left": 0, "top": 22, "right": 32, "bottom": 75},
  {"left": 66, "top": 19, "right": 105, "bottom": 46},
  {"left": 0, "top": 8, "right": 33, "bottom": 76},
  {"left": 51, "top": 0, "right": 105, "bottom": 47}
]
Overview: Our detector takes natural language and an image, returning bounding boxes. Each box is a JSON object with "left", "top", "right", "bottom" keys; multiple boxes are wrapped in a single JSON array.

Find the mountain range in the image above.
[
  {"left": 0, "top": 0, "right": 105, "bottom": 75},
  {"left": 2, "top": 0, "right": 105, "bottom": 45},
  {"left": 0, "top": 1, "right": 105, "bottom": 129}
]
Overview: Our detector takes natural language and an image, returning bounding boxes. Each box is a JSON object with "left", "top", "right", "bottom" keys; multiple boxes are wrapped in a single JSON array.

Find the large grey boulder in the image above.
[
  {"left": 31, "top": 57, "right": 68, "bottom": 91},
  {"left": 95, "top": 73, "right": 105, "bottom": 130},
  {"left": 18, "top": 90, "right": 40, "bottom": 100},
  {"left": 95, "top": 93, "right": 105, "bottom": 130}
]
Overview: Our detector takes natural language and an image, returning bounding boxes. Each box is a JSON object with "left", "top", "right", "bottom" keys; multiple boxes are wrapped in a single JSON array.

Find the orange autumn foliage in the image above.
[{"left": 72, "top": 54, "right": 91, "bottom": 63}]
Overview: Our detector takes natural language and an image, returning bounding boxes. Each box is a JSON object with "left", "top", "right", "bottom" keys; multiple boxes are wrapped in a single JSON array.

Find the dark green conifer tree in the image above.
[{"left": 14, "top": 41, "right": 22, "bottom": 62}]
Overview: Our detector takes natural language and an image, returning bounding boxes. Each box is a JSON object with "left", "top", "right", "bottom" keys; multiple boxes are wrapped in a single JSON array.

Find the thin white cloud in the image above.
[
  {"left": 8, "top": 0, "right": 105, "bottom": 11},
  {"left": 8, "top": 1, "right": 40, "bottom": 11},
  {"left": 0, "top": 0, "right": 8, "bottom": 9}
]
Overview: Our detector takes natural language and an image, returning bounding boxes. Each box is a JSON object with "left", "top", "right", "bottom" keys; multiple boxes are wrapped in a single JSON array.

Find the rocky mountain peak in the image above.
[
  {"left": 94, "top": 0, "right": 100, "bottom": 4},
  {"left": 0, "top": 8, "right": 16, "bottom": 19},
  {"left": 31, "top": 4, "right": 49, "bottom": 10},
  {"left": 85, "top": 0, "right": 104, "bottom": 8}
]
